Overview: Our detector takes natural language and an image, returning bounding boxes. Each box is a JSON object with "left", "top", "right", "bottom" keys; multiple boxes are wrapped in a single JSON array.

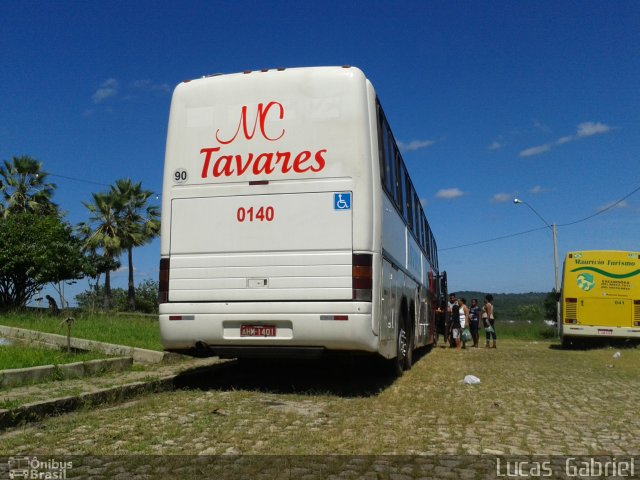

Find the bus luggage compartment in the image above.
[{"left": 167, "top": 192, "right": 353, "bottom": 302}]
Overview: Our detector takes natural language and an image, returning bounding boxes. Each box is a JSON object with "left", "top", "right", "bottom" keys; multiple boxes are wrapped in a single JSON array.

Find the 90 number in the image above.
[
  {"left": 237, "top": 206, "right": 275, "bottom": 222},
  {"left": 173, "top": 169, "right": 188, "bottom": 184}
]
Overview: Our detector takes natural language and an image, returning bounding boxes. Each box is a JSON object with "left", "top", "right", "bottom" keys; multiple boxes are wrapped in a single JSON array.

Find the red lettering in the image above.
[
  {"left": 213, "top": 155, "right": 234, "bottom": 177},
  {"left": 311, "top": 149, "right": 327, "bottom": 172},
  {"left": 235, "top": 153, "right": 253, "bottom": 175},
  {"left": 292, "top": 151, "right": 312, "bottom": 173},
  {"left": 215, "top": 102, "right": 285, "bottom": 145},
  {"left": 200, "top": 147, "right": 327, "bottom": 178},
  {"left": 253, "top": 153, "right": 275, "bottom": 175},
  {"left": 259, "top": 102, "right": 285, "bottom": 141},
  {"left": 237, "top": 205, "right": 275, "bottom": 222},
  {"left": 277, "top": 151, "right": 292, "bottom": 173},
  {"left": 200, "top": 147, "right": 221, "bottom": 178}
]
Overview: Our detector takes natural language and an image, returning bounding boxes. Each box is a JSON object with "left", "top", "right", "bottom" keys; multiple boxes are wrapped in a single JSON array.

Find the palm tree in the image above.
[
  {"left": 78, "top": 191, "right": 123, "bottom": 310},
  {"left": 110, "top": 179, "right": 160, "bottom": 310},
  {"left": 0, "top": 156, "right": 57, "bottom": 217}
]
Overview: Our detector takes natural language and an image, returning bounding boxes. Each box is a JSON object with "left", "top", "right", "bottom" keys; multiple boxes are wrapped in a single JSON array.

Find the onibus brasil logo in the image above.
[{"left": 576, "top": 273, "right": 595, "bottom": 292}]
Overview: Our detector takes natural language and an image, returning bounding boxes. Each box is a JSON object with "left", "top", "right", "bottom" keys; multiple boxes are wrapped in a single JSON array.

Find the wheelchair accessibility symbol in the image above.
[{"left": 334, "top": 192, "right": 351, "bottom": 210}]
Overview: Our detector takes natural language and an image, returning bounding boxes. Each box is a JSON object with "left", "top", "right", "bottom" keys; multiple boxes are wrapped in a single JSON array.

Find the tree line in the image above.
[
  {"left": 454, "top": 290, "right": 558, "bottom": 321},
  {"left": 0, "top": 155, "right": 160, "bottom": 311}
]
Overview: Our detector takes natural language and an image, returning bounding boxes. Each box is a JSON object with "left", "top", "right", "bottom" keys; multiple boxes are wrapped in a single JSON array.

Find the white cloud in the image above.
[
  {"left": 420, "top": 197, "right": 429, "bottom": 208},
  {"left": 529, "top": 185, "right": 549, "bottom": 194},
  {"left": 92, "top": 78, "right": 119, "bottom": 104},
  {"left": 397, "top": 139, "right": 436, "bottom": 152},
  {"left": 133, "top": 79, "right": 171, "bottom": 93},
  {"left": 488, "top": 141, "right": 503, "bottom": 151},
  {"left": 576, "top": 121, "right": 612, "bottom": 138},
  {"left": 491, "top": 193, "right": 512, "bottom": 203},
  {"left": 436, "top": 188, "right": 465, "bottom": 200},
  {"left": 519, "top": 144, "right": 551, "bottom": 157},
  {"left": 519, "top": 121, "right": 614, "bottom": 158},
  {"left": 597, "top": 200, "right": 629, "bottom": 212}
]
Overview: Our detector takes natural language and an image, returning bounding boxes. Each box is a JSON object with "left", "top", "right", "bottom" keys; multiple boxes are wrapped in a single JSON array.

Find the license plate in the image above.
[
  {"left": 597, "top": 329, "right": 613, "bottom": 335},
  {"left": 240, "top": 325, "right": 276, "bottom": 337}
]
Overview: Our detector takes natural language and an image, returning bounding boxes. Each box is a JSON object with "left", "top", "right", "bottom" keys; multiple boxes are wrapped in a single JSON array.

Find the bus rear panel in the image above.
[
  {"left": 561, "top": 250, "right": 640, "bottom": 343},
  {"left": 159, "top": 66, "right": 440, "bottom": 365}
]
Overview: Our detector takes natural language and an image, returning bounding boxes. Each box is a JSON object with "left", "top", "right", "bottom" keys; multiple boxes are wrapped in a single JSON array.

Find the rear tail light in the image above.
[
  {"left": 159, "top": 257, "right": 170, "bottom": 304},
  {"left": 320, "top": 315, "right": 349, "bottom": 321},
  {"left": 352, "top": 253, "right": 373, "bottom": 301}
]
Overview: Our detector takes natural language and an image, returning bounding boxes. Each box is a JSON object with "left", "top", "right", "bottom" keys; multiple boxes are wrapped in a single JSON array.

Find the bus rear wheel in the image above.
[
  {"left": 392, "top": 320, "right": 413, "bottom": 376},
  {"left": 404, "top": 324, "right": 414, "bottom": 371}
]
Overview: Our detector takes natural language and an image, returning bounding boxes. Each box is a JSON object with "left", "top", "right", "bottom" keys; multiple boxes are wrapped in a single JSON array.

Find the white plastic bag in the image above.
[{"left": 463, "top": 375, "right": 481, "bottom": 385}]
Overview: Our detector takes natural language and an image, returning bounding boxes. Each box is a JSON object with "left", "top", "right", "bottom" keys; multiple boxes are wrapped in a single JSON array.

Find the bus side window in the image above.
[
  {"left": 413, "top": 190, "right": 421, "bottom": 241},
  {"left": 394, "top": 148, "right": 404, "bottom": 216},
  {"left": 385, "top": 127, "right": 395, "bottom": 201},
  {"left": 420, "top": 209, "right": 427, "bottom": 252},
  {"left": 400, "top": 163, "right": 413, "bottom": 230},
  {"left": 376, "top": 105, "right": 386, "bottom": 187}
]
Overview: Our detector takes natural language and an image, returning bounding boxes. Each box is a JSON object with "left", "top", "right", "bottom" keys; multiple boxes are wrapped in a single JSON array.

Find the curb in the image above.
[
  {"left": 0, "top": 357, "right": 133, "bottom": 389},
  {"left": 0, "top": 326, "right": 181, "bottom": 364},
  {"left": 0, "top": 375, "right": 177, "bottom": 430}
]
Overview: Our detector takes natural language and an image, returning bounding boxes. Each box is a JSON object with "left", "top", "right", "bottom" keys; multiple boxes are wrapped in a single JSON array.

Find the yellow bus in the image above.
[{"left": 561, "top": 250, "right": 640, "bottom": 346}]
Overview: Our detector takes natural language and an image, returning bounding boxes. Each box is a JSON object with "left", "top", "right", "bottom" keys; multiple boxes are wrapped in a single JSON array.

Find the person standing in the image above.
[
  {"left": 446, "top": 293, "right": 457, "bottom": 347},
  {"left": 469, "top": 298, "right": 480, "bottom": 348},
  {"left": 484, "top": 294, "right": 496, "bottom": 348},
  {"left": 434, "top": 299, "right": 447, "bottom": 347},
  {"left": 450, "top": 298, "right": 461, "bottom": 350},
  {"left": 458, "top": 298, "right": 470, "bottom": 349},
  {"left": 45, "top": 295, "right": 60, "bottom": 316}
]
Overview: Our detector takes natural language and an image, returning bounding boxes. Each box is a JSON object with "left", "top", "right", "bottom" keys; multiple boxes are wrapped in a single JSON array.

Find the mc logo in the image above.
[
  {"left": 199, "top": 101, "right": 327, "bottom": 179},
  {"left": 215, "top": 102, "right": 285, "bottom": 145}
]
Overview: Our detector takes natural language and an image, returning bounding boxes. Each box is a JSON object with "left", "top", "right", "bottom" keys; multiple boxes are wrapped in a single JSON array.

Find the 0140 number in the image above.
[{"left": 237, "top": 206, "right": 275, "bottom": 222}]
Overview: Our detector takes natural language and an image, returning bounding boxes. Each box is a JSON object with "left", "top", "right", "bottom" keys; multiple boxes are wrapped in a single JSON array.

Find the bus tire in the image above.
[
  {"left": 393, "top": 321, "right": 409, "bottom": 377},
  {"left": 404, "top": 323, "right": 414, "bottom": 371}
]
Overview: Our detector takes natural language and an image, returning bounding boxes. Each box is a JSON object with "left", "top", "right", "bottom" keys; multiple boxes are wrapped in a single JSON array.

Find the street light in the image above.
[{"left": 513, "top": 198, "right": 560, "bottom": 336}]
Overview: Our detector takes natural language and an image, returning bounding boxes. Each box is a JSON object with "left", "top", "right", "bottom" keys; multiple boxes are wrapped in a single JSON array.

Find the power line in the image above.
[
  {"left": 440, "top": 226, "right": 548, "bottom": 251},
  {"left": 440, "top": 183, "right": 640, "bottom": 252},
  {"left": 47, "top": 173, "right": 110, "bottom": 187},
  {"left": 557, "top": 183, "right": 640, "bottom": 227},
  {"left": 45, "top": 172, "right": 161, "bottom": 197}
]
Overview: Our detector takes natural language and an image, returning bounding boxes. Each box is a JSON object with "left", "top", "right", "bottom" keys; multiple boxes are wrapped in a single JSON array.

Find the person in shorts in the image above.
[{"left": 484, "top": 294, "right": 496, "bottom": 348}]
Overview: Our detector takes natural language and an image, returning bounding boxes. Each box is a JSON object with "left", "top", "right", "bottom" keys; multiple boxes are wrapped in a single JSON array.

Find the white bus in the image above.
[{"left": 159, "top": 66, "right": 443, "bottom": 373}]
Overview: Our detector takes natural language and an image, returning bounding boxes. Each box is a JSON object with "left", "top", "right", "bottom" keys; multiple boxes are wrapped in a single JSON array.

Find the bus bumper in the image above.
[
  {"left": 159, "top": 301, "right": 378, "bottom": 357},
  {"left": 562, "top": 324, "right": 640, "bottom": 339}
]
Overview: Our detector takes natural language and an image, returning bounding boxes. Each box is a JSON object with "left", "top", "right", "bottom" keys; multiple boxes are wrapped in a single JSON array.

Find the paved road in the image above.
[{"left": 1, "top": 340, "right": 638, "bottom": 478}]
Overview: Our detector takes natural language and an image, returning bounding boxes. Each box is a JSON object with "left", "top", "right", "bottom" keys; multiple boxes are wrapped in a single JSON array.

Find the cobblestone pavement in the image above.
[{"left": 0, "top": 340, "right": 638, "bottom": 477}]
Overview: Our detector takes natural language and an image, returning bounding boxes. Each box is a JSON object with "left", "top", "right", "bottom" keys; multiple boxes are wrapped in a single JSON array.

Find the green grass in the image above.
[
  {"left": 0, "top": 311, "right": 163, "bottom": 350},
  {"left": 1, "top": 312, "right": 554, "bottom": 352},
  {"left": 494, "top": 320, "right": 557, "bottom": 340},
  {"left": 0, "top": 343, "right": 108, "bottom": 370},
  {"left": 2, "top": 339, "right": 638, "bottom": 458}
]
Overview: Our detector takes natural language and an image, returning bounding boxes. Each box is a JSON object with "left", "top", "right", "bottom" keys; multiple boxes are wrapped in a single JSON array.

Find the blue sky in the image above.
[{"left": 1, "top": 1, "right": 638, "bottom": 303}]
